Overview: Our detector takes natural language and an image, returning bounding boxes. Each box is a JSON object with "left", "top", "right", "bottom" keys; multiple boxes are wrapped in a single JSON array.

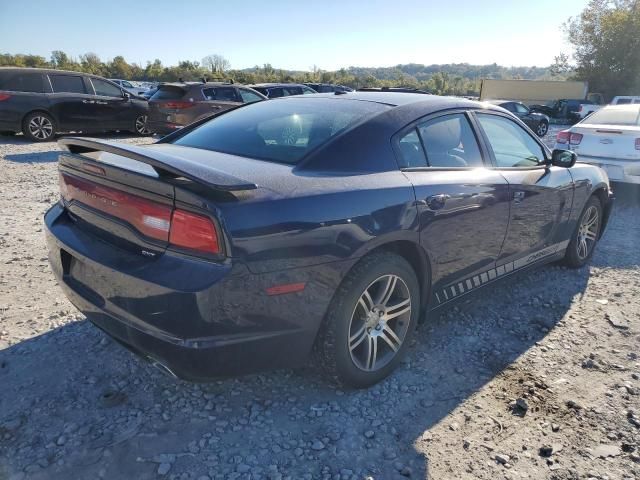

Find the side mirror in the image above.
[
  {"left": 123, "top": 91, "right": 131, "bottom": 99},
  {"left": 551, "top": 149, "right": 577, "bottom": 168}
]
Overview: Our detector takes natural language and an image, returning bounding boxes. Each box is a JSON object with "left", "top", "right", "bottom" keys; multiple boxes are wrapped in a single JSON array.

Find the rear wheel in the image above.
[
  {"left": 23, "top": 112, "right": 56, "bottom": 142},
  {"left": 535, "top": 121, "right": 549, "bottom": 137},
  {"left": 133, "top": 114, "right": 150, "bottom": 135},
  {"left": 563, "top": 196, "right": 602, "bottom": 268},
  {"left": 317, "top": 252, "right": 421, "bottom": 388}
]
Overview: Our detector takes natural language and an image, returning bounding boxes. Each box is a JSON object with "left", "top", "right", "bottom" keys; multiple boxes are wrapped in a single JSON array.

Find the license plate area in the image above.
[{"left": 60, "top": 249, "right": 105, "bottom": 307}]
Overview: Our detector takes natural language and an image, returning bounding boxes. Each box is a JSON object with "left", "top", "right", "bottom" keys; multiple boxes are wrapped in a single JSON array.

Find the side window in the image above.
[
  {"left": 49, "top": 75, "right": 86, "bottom": 94},
  {"left": 301, "top": 86, "right": 317, "bottom": 94},
  {"left": 238, "top": 89, "right": 263, "bottom": 103},
  {"left": 2, "top": 73, "right": 44, "bottom": 93},
  {"left": 122, "top": 81, "right": 134, "bottom": 88},
  {"left": 502, "top": 103, "right": 515, "bottom": 112},
  {"left": 216, "top": 87, "right": 239, "bottom": 102},
  {"left": 267, "top": 88, "right": 284, "bottom": 98},
  {"left": 616, "top": 98, "right": 632, "bottom": 105},
  {"left": 283, "top": 86, "right": 303, "bottom": 96},
  {"left": 91, "top": 78, "right": 122, "bottom": 97},
  {"left": 398, "top": 129, "right": 427, "bottom": 168},
  {"left": 418, "top": 114, "right": 484, "bottom": 168},
  {"left": 513, "top": 103, "right": 529, "bottom": 114},
  {"left": 476, "top": 114, "right": 545, "bottom": 168},
  {"left": 317, "top": 85, "right": 334, "bottom": 93},
  {"left": 202, "top": 88, "right": 217, "bottom": 100}
]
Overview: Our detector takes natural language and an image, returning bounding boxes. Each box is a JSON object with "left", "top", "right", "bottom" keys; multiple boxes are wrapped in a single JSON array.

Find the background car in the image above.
[
  {"left": 45, "top": 93, "right": 612, "bottom": 388},
  {"left": 530, "top": 98, "right": 596, "bottom": 122},
  {"left": 0, "top": 67, "right": 150, "bottom": 141},
  {"left": 110, "top": 79, "right": 149, "bottom": 96},
  {"left": 575, "top": 95, "right": 640, "bottom": 120},
  {"left": 304, "top": 83, "right": 353, "bottom": 93},
  {"left": 248, "top": 83, "right": 318, "bottom": 98},
  {"left": 146, "top": 81, "right": 266, "bottom": 134},
  {"left": 555, "top": 104, "right": 640, "bottom": 184},
  {"left": 488, "top": 100, "right": 550, "bottom": 136}
]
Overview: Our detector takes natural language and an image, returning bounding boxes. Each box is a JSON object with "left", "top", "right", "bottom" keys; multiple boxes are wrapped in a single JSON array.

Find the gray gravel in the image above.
[{"left": 1, "top": 130, "right": 639, "bottom": 479}]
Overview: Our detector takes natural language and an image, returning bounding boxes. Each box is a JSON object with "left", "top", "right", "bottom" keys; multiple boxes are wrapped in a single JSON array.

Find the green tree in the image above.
[
  {"left": 565, "top": 0, "right": 640, "bottom": 98},
  {"left": 202, "top": 54, "right": 230, "bottom": 75}
]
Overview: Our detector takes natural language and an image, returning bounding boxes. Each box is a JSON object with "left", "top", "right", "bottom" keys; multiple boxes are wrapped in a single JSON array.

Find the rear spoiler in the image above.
[{"left": 58, "top": 137, "right": 258, "bottom": 192}]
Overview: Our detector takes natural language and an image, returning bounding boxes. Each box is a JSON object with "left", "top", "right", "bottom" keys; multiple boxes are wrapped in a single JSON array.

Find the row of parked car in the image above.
[{"left": 0, "top": 67, "right": 355, "bottom": 141}]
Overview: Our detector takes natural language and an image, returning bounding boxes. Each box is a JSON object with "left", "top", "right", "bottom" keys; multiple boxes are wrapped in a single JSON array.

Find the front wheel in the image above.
[
  {"left": 133, "top": 114, "right": 150, "bottom": 135},
  {"left": 317, "top": 252, "right": 421, "bottom": 388},
  {"left": 563, "top": 196, "right": 602, "bottom": 268},
  {"left": 535, "top": 121, "right": 549, "bottom": 137}
]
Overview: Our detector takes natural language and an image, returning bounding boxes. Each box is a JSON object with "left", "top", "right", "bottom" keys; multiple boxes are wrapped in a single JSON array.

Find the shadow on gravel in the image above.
[{"left": 0, "top": 260, "right": 592, "bottom": 480}]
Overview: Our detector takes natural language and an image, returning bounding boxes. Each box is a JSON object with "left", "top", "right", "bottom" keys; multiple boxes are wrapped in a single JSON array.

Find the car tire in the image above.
[
  {"left": 535, "top": 121, "right": 549, "bottom": 137},
  {"left": 133, "top": 114, "right": 150, "bottom": 136},
  {"left": 22, "top": 112, "right": 56, "bottom": 142},
  {"left": 562, "top": 196, "right": 602, "bottom": 268},
  {"left": 317, "top": 252, "right": 421, "bottom": 388}
]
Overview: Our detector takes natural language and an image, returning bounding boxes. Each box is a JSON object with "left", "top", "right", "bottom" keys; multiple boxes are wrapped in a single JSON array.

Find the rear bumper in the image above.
[
  {"left": 44, "top": 204, "right": 341, "bottom": 381},
  {"left": 576, "top": 156, "right": 640, "bottom": 185},
  {"left": 146, "top": 120, "right": 184, "bottom": 135}
]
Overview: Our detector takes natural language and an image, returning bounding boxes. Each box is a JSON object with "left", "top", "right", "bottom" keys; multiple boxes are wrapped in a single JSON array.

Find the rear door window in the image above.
[
  {"left": 417, "top": 114, "right": 484, "bottom": 168},
  {"left": 49, "top": 74, "right": 86, "bottom": 94},
  {"left": 0, "top": 73, "right": 44, "bottom": 93},
  {"left": 202, "top": 87, "right": 239, "bottom": 102},
  {"left": 267, "top": 88, "right": 284, "bottom": 98},
  {"left": 283, "top": 86, "right": 303, "bottom": 96}
]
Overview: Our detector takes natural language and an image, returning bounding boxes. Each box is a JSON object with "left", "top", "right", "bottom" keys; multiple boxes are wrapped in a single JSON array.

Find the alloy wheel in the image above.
[
  {"left": 576, "top": 205, "right": 599, "bottom": 259},
  {"left": 537, "top": 122, "right": 548, "bottom": 136},
  {"left": 348, "top": 274, "right": 412, "bottom": 372},
  {"left": 28, "top": 116, "right": 53, "bottom": 140},
  {"left": 135, "top": 115, "right": 151, "bottom": 135}
]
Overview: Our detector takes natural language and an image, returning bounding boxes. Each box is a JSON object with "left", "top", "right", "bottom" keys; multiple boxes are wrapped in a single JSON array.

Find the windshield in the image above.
[
  {"left": 172, "top": 97, "right": 389, "bottom": 164},
  {"left": 582, "top": 107, "right": 640, "bottom": 126}
]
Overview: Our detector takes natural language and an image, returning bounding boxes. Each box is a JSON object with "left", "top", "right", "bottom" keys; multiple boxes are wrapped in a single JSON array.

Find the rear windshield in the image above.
[
  {"left": 582, "top": 107, "right": 640, "bottom": 126},
  {"left": 151, "top": 86, "right": 185, "bottom": 101},
  {"left": 171, "top": 97, "right": 389, "bottom": 164}
]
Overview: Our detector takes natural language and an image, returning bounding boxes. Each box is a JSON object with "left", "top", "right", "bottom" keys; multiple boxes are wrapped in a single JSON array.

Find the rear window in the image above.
[
  {"left": 151, "top": 86, "right": 185, "bottom": 101},
  {"left": 50, "top": 74, "right": 86, "bottom": 94},
  {"left": 582, "top": 107, "right": 640, "bottom": 126},
  {"left": 0, "top": 72, "right": 44, "bottom": 93},
  {"left": 172, "top": 97, "right": 389, "bottom": 164}
]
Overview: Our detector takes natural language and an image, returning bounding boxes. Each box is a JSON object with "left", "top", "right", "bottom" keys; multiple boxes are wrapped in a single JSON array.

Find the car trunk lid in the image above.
[{"left": 571, "top": 124, "right": 640, "bottom": 160}]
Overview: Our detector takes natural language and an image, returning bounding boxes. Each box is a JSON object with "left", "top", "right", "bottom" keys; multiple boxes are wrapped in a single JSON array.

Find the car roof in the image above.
[
  {"left": 298, "top": 91, "right": 482, "bottom": 108},
  {"left": 249, "top": 83, "right": 306, "bottom": 88},
  {"left": 600, "top": 104, "right": 640, "bottom": 112}
]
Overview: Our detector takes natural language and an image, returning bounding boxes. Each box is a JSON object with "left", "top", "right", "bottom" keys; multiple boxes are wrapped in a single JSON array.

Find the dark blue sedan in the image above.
[{"left": 44, "top": 93, "right": 613, "bottom": 387}]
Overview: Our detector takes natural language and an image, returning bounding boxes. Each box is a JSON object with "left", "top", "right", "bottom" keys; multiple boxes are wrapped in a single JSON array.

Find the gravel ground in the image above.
[{"left": 0, "top": 128, "right": 639, "bottom": 480}]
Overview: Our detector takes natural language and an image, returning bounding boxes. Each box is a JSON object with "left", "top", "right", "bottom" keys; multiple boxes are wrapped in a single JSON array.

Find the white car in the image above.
[
  {"left": 575, "top": 96, "right": 640, "bottom": 120},
  {"left": 109, "top": 79, "right": 148, "bottom": 96},
  {"left": 555, "top": 105, "right": 640, "bottom": 184}
]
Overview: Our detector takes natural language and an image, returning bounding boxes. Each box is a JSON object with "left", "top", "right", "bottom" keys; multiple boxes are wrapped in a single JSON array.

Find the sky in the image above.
[{"left": 0, "top": 0, "right": 588, "bottom": 71}]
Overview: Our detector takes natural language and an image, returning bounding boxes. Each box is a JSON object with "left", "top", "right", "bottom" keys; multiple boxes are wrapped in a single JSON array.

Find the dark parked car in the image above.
[
  {"left": 530, "top": 98, "right": 595, "bottom": 122},
  {"left": 487, "top": 100, "right": 550, "bottom": 137},
  {"left": 146, "top": 81, "right": 266, "bottom": 134},
  {"left": 45, "top": 93, "right": 612, "bottom": 387},
  {"left": 248, "top": 83, "right": 318, "bottom": 98},
  {"left": 304, "top": 83, "right": 353, "bottom": 93},
  {"left": 0, "top": 67, "right": 150, "bottom": 141}
]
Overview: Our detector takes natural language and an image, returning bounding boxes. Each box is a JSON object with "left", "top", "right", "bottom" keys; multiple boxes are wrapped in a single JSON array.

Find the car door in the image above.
[
  {"left": 473, "top": 111, "right": 574, "bottom": 267},
  {"left": 89, "top": 77, "right": 133, "bottom": 130},
  {"left": 47, "top": 73, "right": 94, "bottom": 130},
  {"left": 396, "top": 112, "right": 511, "bottom": 305},
  {"left": 512, "top": 103, "right": 537, "bottom": 129}
]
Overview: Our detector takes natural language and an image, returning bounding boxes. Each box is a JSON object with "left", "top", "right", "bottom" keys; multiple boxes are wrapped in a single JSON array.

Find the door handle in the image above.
[
  {"left": 426, "top": 194, "right": 450, "bottom": 210},
  {"left": 211, "top": 105, "right": 222, "bottom": 109},
  {"left": 82, "top": 100, "right": 95, "bottom": 104},
  {"left": 513, "top": 191, "right": 526, "bottom": 204}
]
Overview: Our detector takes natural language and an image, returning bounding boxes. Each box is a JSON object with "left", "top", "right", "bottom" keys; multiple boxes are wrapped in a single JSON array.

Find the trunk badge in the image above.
[{"left": 599, "top": 138, "right": 613, "bottom": 144}]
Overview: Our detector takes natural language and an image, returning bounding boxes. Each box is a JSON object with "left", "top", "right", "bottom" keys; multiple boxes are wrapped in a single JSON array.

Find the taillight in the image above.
[
  {"left": 557, "top": 131, "right": 570, "bottom": 144},
  {"left": 161, "top": 101, "right": 195, "bottom": 109},
  {"left": 570, "top": 133, "right": 583, "bottom": 145},
  {"left": 0, "top": 94, "right": 11, "bottom": 101},
  {"left": 636, "top": 138, "right": 640, "bottom": 151},
  {"left": 60, "top": 173, "right": 221, "bottom": 255},
  {"left": 60, "top": 173, "right": 172, "bottom": 241},
  {"left": 169, "top": 209, "right": 220, "bottom": 254}
]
